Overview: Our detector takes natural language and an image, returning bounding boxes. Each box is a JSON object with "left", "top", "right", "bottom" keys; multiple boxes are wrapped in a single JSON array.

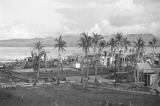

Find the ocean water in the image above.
[
  {"left": 0, "top": 47, "right": 83, "bottom": 60},
  {"left": 0, "top": 47, "right": 160, "bottom": 60}
]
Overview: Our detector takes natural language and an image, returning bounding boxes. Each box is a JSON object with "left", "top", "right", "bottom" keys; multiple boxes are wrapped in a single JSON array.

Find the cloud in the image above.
[
  {"left": 134, "top": 0, "right": 160, "bottom": 5},
  {"left": 0, "top": 21, "right": 48, "bottom": 39},
  {"left": 58, "top": 0, "right": 145, "bottom": 28},
  {"left": 57, "top": 0, "right": 160, "bottom": 36},
  {"left": 87, "top": 24, "right": 102, "bottom": 35},
  {"left": 86, "top": 19, "right": 160, "bottom": 36},
  {"left": 52, "top": 0, "right": 118, "bottom": 4},
  {"left": 0, "top": 0, "right": 160, "bottom": 39}
]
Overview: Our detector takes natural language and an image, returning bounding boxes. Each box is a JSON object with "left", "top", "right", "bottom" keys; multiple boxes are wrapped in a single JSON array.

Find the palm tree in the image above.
[
  {"left": 115, "top": 33, "right": 123, "bottom": 50},
  {"left": 54, "top": 35, "right": 67, "bottom": 84},
  {"left": 122, "top": 37, "right": 131, "bottom": 70},
  {"left": 78, "top": 32, "right": 92, "bottom": 85},
  {"left": 108, "top": 37, "right": 118, "bottom": 85},
  {"left": 98, "top": 40, "right": 107, "bottom": 74},
  {"left": 115, "top": 33, "right": 124, "bottom": 72},
  {"left": 98, "top": 40, "right": 107, "bottom": 54},
  {"left": 91, "top": 33, "right": 104, "bottom": 53},
  {"left": 32, "top": 41, "right": 46, "bottom": 85},
  {"left": 109, "top": 38, "right": 117, "bottom": 55},
  {"left": 108, "top": 38, "right": 117, "bottom": 66},
  {"left": 79, "top": 32, "right": 92, "bottom": 56},
  {"left": 149, "top": 37, "right": 158, "bottom": 55},
  {"left": 123, "top": 37, "right": 131, "bottom": 53},
  {"left": 91, "top": 33, "right": 104, "bottom": 83},
  {"left": 134, "top": 37, "right": 145, "bottom": 62}
]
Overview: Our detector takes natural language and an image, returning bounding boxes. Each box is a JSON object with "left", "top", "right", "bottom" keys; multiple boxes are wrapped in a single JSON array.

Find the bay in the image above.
[
  {"left": 0, "top": 47, "right": 160, "bottom": 61},
  {"left": 0, "top": 47, "right": 83, "bottom": 60}
]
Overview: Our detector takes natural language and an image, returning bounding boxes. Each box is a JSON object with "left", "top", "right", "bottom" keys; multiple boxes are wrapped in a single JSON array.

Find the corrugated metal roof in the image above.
[
  {"left": 137, "top": 63, "right": 151, "bottom": 70},
  {"left": 136, "top": 63, "right": 155, "bottom": 73}
]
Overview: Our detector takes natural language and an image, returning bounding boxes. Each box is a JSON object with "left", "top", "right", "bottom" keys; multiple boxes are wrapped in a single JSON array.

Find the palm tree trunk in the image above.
[
  {"left": 37, "top": 49, "right": 40, "bottom": 82},
  {"left": 93, "top": 48, "right": 98, "bottom": 83},
  {"left": 118, "top": 55, "right": 120, "bottom": 72},
  {"left": 137, "top": 50, "right": 140, "bottom": 63},
  {"left": 37, "top": 59, "right": 40, "bottom": 81},
  {"left": 153, "top": 47, "right": 156, "bottom": 55},
  {"left": 57, "top": 51, "right": 61, "bottom": 84},
  {"left": 123, "top": 56, "right": 125, "bottom": 72},
  {"left": 114, "top": 59, "right": 117, "bottom": 86},
  {"left": 81, "top": 56, "right": 84, "bottom": 84},
  {"left": 86, "top": 66, "right": 89, "bottom": 87},
  {"left": 94, "top": 64, "right": 98, "bottom": 83},
  {"left": 57, "top": 64, "right": 60, "bottom": 84},
  {"left": 81, "top": 66, "right": 84, "bottom": 83},
  {"left": 111, "top": 47, "right": 114, "bottom": 67}
]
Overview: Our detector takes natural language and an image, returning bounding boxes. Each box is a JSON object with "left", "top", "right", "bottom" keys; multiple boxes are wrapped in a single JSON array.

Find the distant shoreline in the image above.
[
  {"left": 0, "top": 33, "right": 160, "bottom": 47},
  {"left": 0, "top": 46, "right": 77, "bottom": 47},
  {"left": 0, "top": 46, "right": 160, "bottom": 62},
  {"left": 0, "top": 45, "right": 158, "bottom": 47}
]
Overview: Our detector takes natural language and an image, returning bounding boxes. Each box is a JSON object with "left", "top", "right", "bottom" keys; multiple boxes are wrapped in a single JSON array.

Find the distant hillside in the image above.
[
  {"left": 0, "top": 38, "right": 54, "bottom": 47},
  {"left": 0, "top": 35, "right": 80, "bottom": 47},
  {"left": 125, "top": 33, "right": 157, "bottom": 45},
  {"left": 0, "top": 33, "right": 159, "bottom": 47}
]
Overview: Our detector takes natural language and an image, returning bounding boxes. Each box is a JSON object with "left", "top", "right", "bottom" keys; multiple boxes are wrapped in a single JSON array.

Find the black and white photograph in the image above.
[{"left": 0, "top": 0, "right": 160, "bottom": 106}]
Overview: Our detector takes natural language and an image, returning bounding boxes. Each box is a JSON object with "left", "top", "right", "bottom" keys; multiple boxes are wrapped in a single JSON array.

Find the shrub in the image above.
[{"left": 0, "top": 90, "right": 14, "bottom": 100}]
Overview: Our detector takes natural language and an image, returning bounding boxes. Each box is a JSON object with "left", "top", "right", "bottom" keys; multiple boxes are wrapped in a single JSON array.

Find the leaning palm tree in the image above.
[
  {"left": 54, "top": 35, "right": 67, "bottom": 84},
  {"left": 134, "top": 37, "right": 145, "bottom": 62},
  {"left": 78, "top": 32, "right": 92, "bottom": 85},
  {"left": 149, "top": 37, "right": 158, "bottom": 55},
  {"left": 32, "top": 41, "right": 46, "bottom": 85},
  {"left": 91, "top": 33, "right": 104, "bottom": 83}
]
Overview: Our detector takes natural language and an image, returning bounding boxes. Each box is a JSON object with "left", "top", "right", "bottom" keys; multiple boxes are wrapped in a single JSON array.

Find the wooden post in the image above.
[
  {"left": 81, "top": 67, "right": 84, "bottom": 83},
  {"left": 130, "top": 100, "right": 132, "bottom": 106}
]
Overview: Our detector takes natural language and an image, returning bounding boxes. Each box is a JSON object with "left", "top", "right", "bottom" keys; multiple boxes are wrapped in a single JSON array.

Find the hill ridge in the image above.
[{"left": 0, "top": 33, "right": 159, "bottom": 47}]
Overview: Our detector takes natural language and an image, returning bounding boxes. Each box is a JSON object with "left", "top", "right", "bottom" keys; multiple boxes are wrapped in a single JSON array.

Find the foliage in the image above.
[
  {"left": 91, "top": 33, "right": 104, "bottom": 53},
  {"left": 149, "top": 37, "right": 159, "bottom": 55},
  {"left": 33, "top": 41, "right": 44, "bottom": 51},
  {"left": 54, "top": 35, "right": 67, "bottom": 84},
  {"left": 32, "top": 41, "right": 46, "bottom": 82},
  {"left": 78, "top": 32, "right": 92, "bottom": 56},
  {"left": 133, "top": 37, "right": 145, "bottom": 62},
  {"left": 149, "top": 37, "right": 158, "bottom": 48},
  {"left": 31, "top": 50, "right": 47, "bottom": 72},
  {"left": 98, "top": 40, "right": 107, "bottom": 53},
  {"left": 134, "top": 37, "right": 145, "bottom": 52},
  {"left": 54, "top": 35, "right": 67, "bottom": 58},
  {"left": 123, "top": 37, "right": 131, "bottom": 50},
  {"left": 115, "top": 33, "right": 123, "bottom": 48},
  {"left": 108, "top": 38, "right": 117, "bottom": 54}
]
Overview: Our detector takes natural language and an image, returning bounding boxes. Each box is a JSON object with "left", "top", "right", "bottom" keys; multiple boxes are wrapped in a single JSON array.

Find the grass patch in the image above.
[{"left": 0, "top": 83, "right": 160, "bottom": 106}]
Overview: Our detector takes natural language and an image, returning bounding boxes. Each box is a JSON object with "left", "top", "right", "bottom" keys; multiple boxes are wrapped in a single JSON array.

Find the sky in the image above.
[{"left": 0, "top": 0, "right": 160, "bottom": 40}]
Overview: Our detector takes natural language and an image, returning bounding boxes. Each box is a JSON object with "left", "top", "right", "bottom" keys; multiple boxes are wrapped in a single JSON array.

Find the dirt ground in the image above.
[{"left": 0, "top": 83, "right": 160, "bottom": 106}]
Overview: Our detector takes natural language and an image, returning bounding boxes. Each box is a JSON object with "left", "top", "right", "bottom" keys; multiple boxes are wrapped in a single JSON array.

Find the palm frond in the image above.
[
  {"left": 33, "top": 41, "right": 44, "bottom": 51},
  {"left": 78, "top": 32, "right": 92, "bottom": 55},
  {"left": 54, "top": 35, "right": 67, "bottom": 53}
]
